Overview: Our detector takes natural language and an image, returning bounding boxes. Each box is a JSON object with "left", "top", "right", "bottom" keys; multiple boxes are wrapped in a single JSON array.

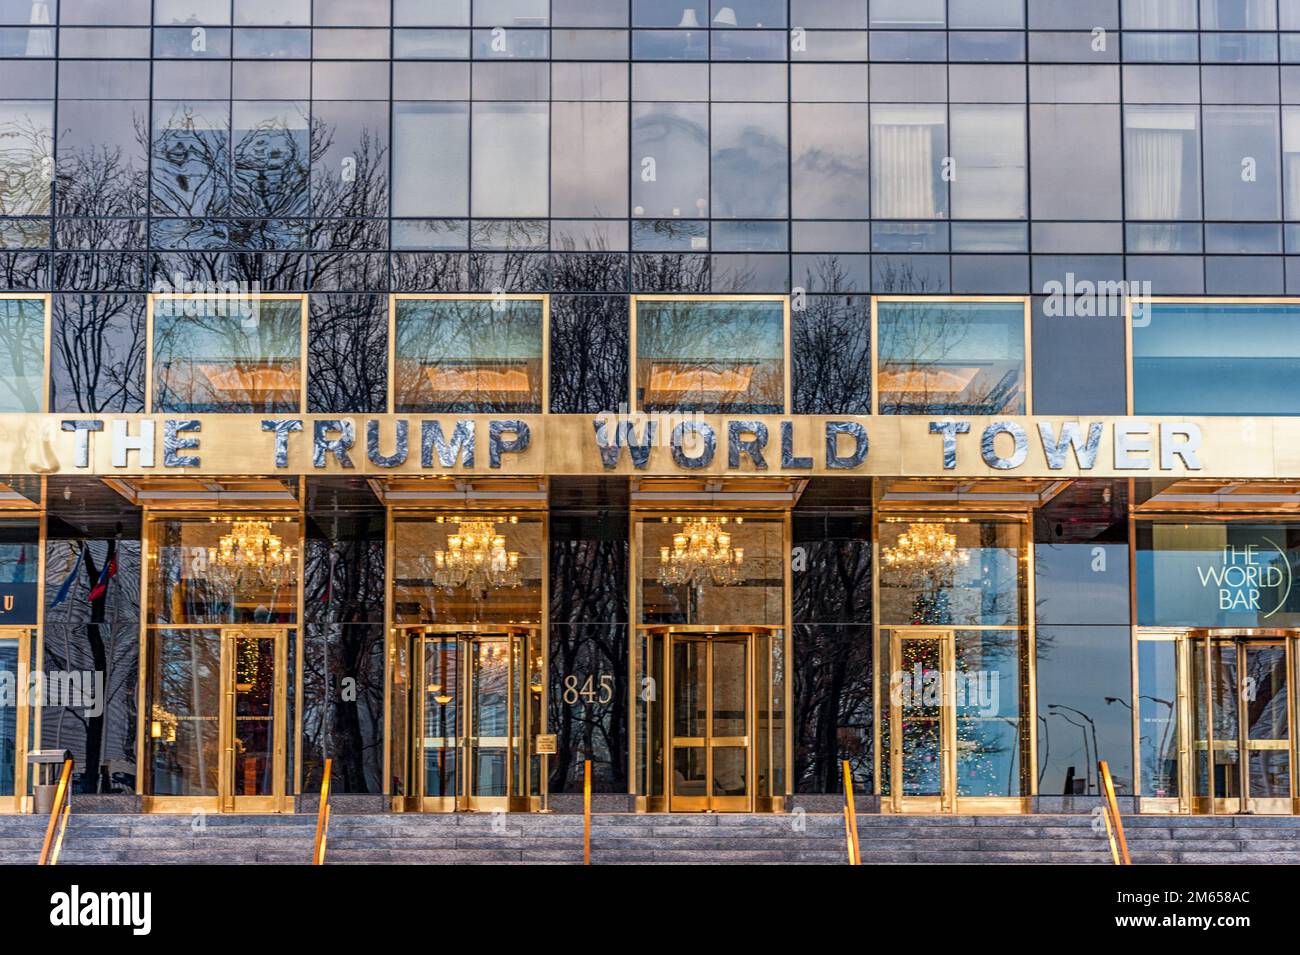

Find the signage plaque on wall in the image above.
[{"left": 1, "top": 411, "right": 1291, "bottom": 479}]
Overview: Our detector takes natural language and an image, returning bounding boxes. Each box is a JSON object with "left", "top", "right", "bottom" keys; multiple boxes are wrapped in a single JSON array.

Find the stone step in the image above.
[{"left": 10, "top": 811, "right": 1300, "bottom": 864}]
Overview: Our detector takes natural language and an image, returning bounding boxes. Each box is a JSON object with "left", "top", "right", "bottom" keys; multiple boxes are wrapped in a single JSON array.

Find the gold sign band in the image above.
[{"left": 0, "top": 413, "right": 1285, "bottom": 479}]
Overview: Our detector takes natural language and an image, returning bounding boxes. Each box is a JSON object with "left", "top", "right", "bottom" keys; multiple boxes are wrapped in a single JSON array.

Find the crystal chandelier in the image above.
[
  {"left": 881, "top": 522, "right": 970, "bottom": 572},
  {"left": 431, "top": 516, "right": 522, "bottom": 593},
  {"left": 205, "top": 516, "right": 296, "bottom": 592},
  {"left": 656, "top": 516, "right": 745, "bottom": 589}
]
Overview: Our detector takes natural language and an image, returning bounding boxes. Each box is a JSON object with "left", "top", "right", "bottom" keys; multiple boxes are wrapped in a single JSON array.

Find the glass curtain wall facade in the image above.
[{"left": 0, "top": 0, "right": 1299, "bottom": 817}]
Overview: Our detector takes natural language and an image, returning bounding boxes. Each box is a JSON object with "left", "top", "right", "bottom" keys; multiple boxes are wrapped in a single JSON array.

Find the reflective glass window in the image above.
[
  {"left": 635, "top": 298, "right": 785, "bottom": 413},
  {"left": 638, "top": 514, "right": 784, "bottom": 625},
  {"left": 396, "top": 0, "right": 468, "bottom": 25},
  {"left": 393, "top": 102, "right": 468, "bottom": 217},
  {"left": 711, "top": 102, "right": 788, "bottom": 219},
  {"left": 950, "top": 104, "right": 1026, "bottom": 220},
  {"left": 632, "top": 102, "right": 709, "bottom": 218},
  {"left": 470, "top": 102, "right": 548, "bottom": 218},
  {"left": 234, "top": 0, "right": 308, "bottom": 24},
  {"left": 1124, "top": 106, "right": 1202, "bottom": 221},
  {"left": 151, "top": 296, "right": 303, "bottom": 413},
  {"left": 1124, "top": 0, "right": 1198, "bottom": 29},
  {"left": 870, "top": 0, "right": 944, "bottom": 28},
  {"left": 1133, "top": 303, "right": 1300, "bottom": 415},
  {"left": 232, "top": 100, "right": 309, "bottom": 218},
  {"left": 0, "top": 297, "right": 44, "bottom": 411},
  {"left": 878, "top": 518, "right": 1024, "bottom": 626},
  {"left": 151, "top": 100, "right": 231, "bottom": 218},
  {"left": 791, "top": 103, "right": 870, "bottom": 219},
  {"left": 954, "top": 629, "right": 1024, "bottom": 796},
  {"left": 146, "top": 513, "right": 300, "bottom": 626},
  {"left": 1203, "top": 106, "right": 1281, "bottom": 221},
  {"left": 871, "top": 104, "right": 947, "bottom": 219},
  {"left": 473, "top": 0, "right": 548, "bottom": 26},
  {"left": 0, "top": 100, "right": 51, "bottom": 217},
  {"left": 393, "top": 511, "right": 543, "bottom": 623},
  {"left": 551, "top": 101, "right": 628, "bottom": 217},
  {"left": 155, "top": 0, "right": 230, "bottom": 24},
  {"left": 1138, "top": 640, "right": 1179, "bottom": 798},
  {"left": 1201, "top": 0, "right": 1276, "bottom": 29},
  {"left": 394, "top": 297, "right": 544, "bottom": 413},
  {"left": 1284, "top": 107, "right": 1300, "bottom": 218},
  {"left": 1137, "top": 522, "right": 1300, "bottom": 628},
  {"left": 949, "top": 0, "right": 1024, "bottom": 28},
  {"left": 876, "top": 300, "right": 1027, "bottom": 414}
]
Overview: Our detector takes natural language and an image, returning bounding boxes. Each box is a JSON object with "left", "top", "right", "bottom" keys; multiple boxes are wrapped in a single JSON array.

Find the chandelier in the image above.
[
  {"left": 432, "top": 516, "right": 522, "bottom": 593},
  {"left": 881, "top": 522, "right": 970, "bottom": 572},
  {"left": 205, "top": 516, "right": 296, "bottom": 592},
  {"left": 656, "top": 516, "right": 745, "bottom": 589}
]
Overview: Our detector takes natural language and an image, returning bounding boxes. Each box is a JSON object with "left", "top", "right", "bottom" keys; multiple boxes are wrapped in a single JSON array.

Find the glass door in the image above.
[
  {"left": 417, "top": 634, "right": 460, "bottom": 812},
  {"left": 411, "top": 627, "right": 540, "bottom": 811},
  {"left": 669, "top": 632, "right": 751, "bottom": 812},
  {"left": 466, "top": 634, "right": 513, "bottom": 811},
  {"left": 148, "top": 627, "right": 285, "bottom": 811},
  {"left": 1192, "top": 633, "right": 1293, "bottom": 814},
  {"left": 890, "top": 630, "right": 955, "bottom": 813},
  {"left": 221, "top": 628, "right": 284, "bottom": 811},
  {"left": 0, "top": 629, "right": 32, "bottom": 812}
]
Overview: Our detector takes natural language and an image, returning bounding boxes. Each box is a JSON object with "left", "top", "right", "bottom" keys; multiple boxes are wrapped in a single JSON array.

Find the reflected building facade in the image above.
[{"left": 1, "top": 0, "right": 1300, "bottom": 818}]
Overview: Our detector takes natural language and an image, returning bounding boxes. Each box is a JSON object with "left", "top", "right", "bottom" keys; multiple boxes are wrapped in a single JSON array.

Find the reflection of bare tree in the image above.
[
  {"left": 42, "top": 539, "right": 142, "bottom": 794},
  {"left": 633, "top": 252, "right": 710, "bottom": 294},
  {"left": 48, "top": 103, "right": 149, "bottom": 412},
  {"left": 873, "top": 260, "right": 1021, "bottom": 414},
  {"left": 876, "top": 299, "right": 1020, "bottom": 415},
  {"left": 394, "top": 298, "right": 543, "bottom": 413},
  {"left": 793, "top": 257, "right": 870, "bottom": 414},
  {"left": 307, "top": 295, "right": 386, "bottom": 413},
  {"left": 638, "top": 299, "right": 783, "bottom": 413},
  {"left": 50, "top": 295, "right": 145, "bottom": 412},
  {"left": 0, "top": 298, "right": 43, "bottom": 410},
  {"left": 549, "top": 294, "right": 628, "bottom": 415},
  {"left": 0, "top": 106, "right": 53, "bottom": 244},
  {"left": 150, "top": 104, "right": 231, "bottom": 224},
  {"left": 300, "top": 531, "right": 387, "bottom": 793},
  {"left": 548, "top": 537, "right": 629, "bottom": 792},
  {"left": 791, "top": 530, "right": 873, "bottom": 793}
]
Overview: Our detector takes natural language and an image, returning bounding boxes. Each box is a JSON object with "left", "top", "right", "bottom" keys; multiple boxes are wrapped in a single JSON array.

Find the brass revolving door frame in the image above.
[
  {"left": 1187, "top": 627, "right": 1297, "bottom": 816},
  {"left": 403, "top": 623, "right": 543, "bottom": 813}
]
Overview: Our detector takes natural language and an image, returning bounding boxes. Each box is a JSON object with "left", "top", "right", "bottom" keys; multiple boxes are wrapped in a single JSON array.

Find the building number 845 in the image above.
[{"left": 562, "top": 674, "right": 615, "bottom": 706}]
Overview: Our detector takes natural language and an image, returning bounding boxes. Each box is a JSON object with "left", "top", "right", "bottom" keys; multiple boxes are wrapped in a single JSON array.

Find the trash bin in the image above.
[{"left": 27, "top": 750, "right": 73, "bottom": 815}]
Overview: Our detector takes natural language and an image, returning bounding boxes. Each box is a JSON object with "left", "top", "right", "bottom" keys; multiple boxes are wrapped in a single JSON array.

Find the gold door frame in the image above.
[
  {"left": 875, "top": 509, "right": 1035, "bottom": 815},
  {"left": 1188, "top": 628, "right": 1296, "bottom": 816},
  {"left": 138, "top": 508, "right": 302, "bottom": 814},
  {"left": 384, "top": 507, "right": 549, "bottom": 814},
  {"left": 403, "top": 623, "right": 541, "bottom": 813},
  {"left": 629, "top": 510, "right": 794, "bottom": 814},
  {"left": 666, "top": 629, "right": 754, "bottom": 813},
  {"left": 638, "top": 624, "right": 780, "bottom": 813},
  {"left": 142, "top": 626, "right": 289, "bottom": 813},
  {"left": 888, "top": 629, "right": 956, "bottom": 814},
  {"left": 0, "top": 627, "right": 34, "bottom": 813},
  {"left": 220, "top": 627, "right": 288, "bottom": 813}
]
